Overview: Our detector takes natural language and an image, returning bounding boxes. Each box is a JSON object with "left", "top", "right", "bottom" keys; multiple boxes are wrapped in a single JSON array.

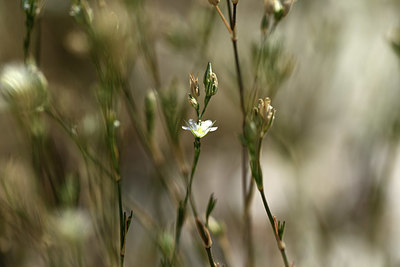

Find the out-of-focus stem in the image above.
[
  {"left": 34, "top": 16, "right": 42, "bottom": 66},
  {"left": 121, "top": 83, "right": 180, "bottom": 206},
  {"left": 117, "top": 180, "right": 124, "bottom": 267},
  {"left": 23, "top": 9, "right": 35, "bottom": 62},
  {"left": 44, "top": 107, "right": 114, "bottom": 179}
]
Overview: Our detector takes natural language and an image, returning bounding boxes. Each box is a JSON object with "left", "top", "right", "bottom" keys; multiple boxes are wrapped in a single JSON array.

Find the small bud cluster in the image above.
[
  {"left": 187, "top": 62, "right": 219, "bottom": 120},
  {"left": 253, "top": 97, "right": 276, "bottom": 138},
  {"left": 262, "top": 0, "right": 295, "bottom": 34},
  {"left": 242, "top": 97, "right": 276, "bottom": 190}
]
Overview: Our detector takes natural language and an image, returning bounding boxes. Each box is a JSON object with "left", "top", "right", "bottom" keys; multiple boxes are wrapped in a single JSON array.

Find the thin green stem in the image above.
[
  {"left": 259, "top": 189, "right": 290, "bottom": 267},
  {"left": 172, "top": 138, "right": 201, "bottom": 262},
  {"left": 23, "top": 13, "right": 34, "bottom": 61},
  {"left": 226, "top": 0, "right": 233, "bottom": 28},
  {"left": 117, "top": 180, "right": 124, "bottom": 267},
  {"left": 249, "top": 34, "right": 268, "bottom": 109},
  {"left": 232, "top": 40, "right": 245, "bottom": 116},
  {"left": 206, "top": 247, "right": 216, "bottom": 267},
  {"left": 185, "top": 138, "right": 201, "bottom": 217},
  {"left": 215, "top": 6, "right": 232, "bottom": 35},
  {"left": 200, "top": 97, "right": 211, "bottom": 120},
  {"left": 34, "top": 16, "right": 42, "bottom": 66},
  {"left": 229, "top": 9, "right": 250, "bottom": 228},
  {"left": 244, "top": 188, "right": 255, "bottom": 267},
  {"left": 229, "top": 7, "right": 249, "bottom": 213},
  {"left": 232, "top": 3, "right": 238, "bottom": 31}
]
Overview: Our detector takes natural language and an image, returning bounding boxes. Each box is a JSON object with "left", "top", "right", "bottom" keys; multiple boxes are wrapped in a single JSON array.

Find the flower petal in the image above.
[
  {"left": 188, "top": 119, "right": 198, "bottom": 130},
  {"left": 202, "top": 120, "right": 213, "bottom": 128}
]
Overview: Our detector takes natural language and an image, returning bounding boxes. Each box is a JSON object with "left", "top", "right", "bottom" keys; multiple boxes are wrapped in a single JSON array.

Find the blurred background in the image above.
[{"left": 0, "top": 0, "right": 400, "bottom": 266}]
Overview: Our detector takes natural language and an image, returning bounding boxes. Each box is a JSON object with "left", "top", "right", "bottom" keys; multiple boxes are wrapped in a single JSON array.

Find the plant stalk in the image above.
[
  {"left": 223, "top": 2, "right": 254, "bottom": 266},
  {"left": 117, "top": 180, "right": 124, "bottom": 267},
  {"left": 206, "top": 247, "right": 216, "bottom": 267},
  {"left": 259, "top": 189, "right": 290, "bottom": 267}
]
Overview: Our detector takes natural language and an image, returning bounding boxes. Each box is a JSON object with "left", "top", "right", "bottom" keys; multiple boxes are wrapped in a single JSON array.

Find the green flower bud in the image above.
[
  {"left": 0, "top": 63, "right": 48, "bottom": 112},
  {"left": 264, "top": 0, "right": 284, "bottom": 21},
  {"left": 188, "top": 93, "right": 199, "bottom": 111},
  {"left": 261, "top": 13, "right": 269, "bottom": 34},
  {"left": 203, "top": 62, "right": 213, "bottom": 89},
  {"left": 205, "top": 71, "right": 218, "bottom": 97},
  {"left": 210, "top": 72, "right": 218, "bottom": 95},
  {"left": 273, "top": 0, "right": 284, "bottom": 21}
]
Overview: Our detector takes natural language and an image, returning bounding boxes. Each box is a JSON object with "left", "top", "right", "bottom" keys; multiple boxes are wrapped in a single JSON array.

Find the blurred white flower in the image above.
[
  {"left": 0, "top": 63, "right": 48, "bottom": 111},
  {"left": 182, "top": 119, "right": 217, "bottom": 138},
  {"left": 55, "top": 209, "right": 92, "bottom": 243}
]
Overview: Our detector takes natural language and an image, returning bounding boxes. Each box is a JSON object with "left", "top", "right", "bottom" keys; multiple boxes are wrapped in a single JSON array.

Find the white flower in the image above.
[
  {"left": 182, "top": 119, "right": 218, "bottom": 138},
  {"left": 0, "top": 63, "right": 48, "bottom": 111}
]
